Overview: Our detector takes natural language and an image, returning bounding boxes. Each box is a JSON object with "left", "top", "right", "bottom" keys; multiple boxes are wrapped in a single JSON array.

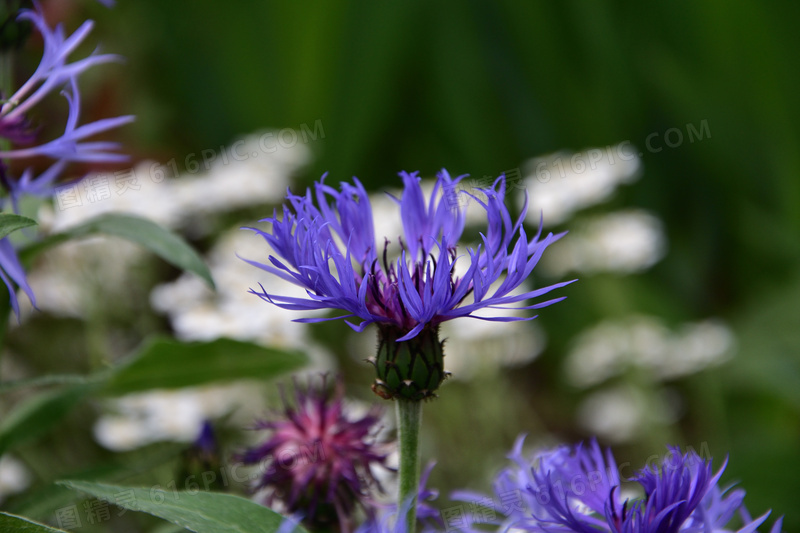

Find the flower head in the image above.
[
  {"left": 245, "top": 170, "right": 574, "bottom": 398},
  {"left": 240, "top": 375, "right": 392, "bottom": 533},
  {"left": 456, "top": 436, "right": 783, "bottom": 533}
]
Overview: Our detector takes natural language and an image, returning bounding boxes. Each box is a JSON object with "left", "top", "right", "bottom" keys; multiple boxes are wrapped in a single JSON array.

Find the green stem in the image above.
[{"left": 396, "top": 398, "right": 422, "bottom": 533}]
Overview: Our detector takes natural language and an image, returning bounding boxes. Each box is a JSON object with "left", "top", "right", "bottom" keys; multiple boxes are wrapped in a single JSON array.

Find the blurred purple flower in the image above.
[
  {"left": 245, "top": 170, "right": 573, "bottom": 343},
  {"left": 239, "top": 375, "right": 392, "bottom": 533},
  {"left": 455, "top": 436, "right": 783, "bottom": 533},
  {"left": 0, "top": 2, "right": 133, "bottom": 316},
  {"left": 356, "top": 462, "right": 441, "bottom": 533},
  {"left": 0, "top": 4, "right": 134, "bottom": 203}
]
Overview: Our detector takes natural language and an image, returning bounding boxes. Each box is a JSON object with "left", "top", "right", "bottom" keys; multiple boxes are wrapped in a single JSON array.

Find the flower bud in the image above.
[{"left": 371, "top": 325, "right": 446, "bottom": 401}]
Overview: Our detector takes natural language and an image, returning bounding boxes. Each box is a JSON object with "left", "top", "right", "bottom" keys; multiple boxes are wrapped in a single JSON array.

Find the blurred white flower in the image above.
[
  {"left": 440, "top": 313, "right": 546, "bottom": 381},
  {"left": 19, "top": 131, "right": 309, "bottom": 320},
  {"left": 369, "top": 190, "right": 405, "bottom": 247},
  {"left": 522, "top": 145, "right": 641, "bottom": 226},
  {"left": 151, "top": 228, "right": 331, "bottom": 359},
  {"left": 566, "top": 315, "right": 735, "bottom": 387},
  {"left": 49, "top": 131, "right": 310, "bottom": 233},
  {"left": 20, "top": 237, "right": 143, "bottom": 319},
  {"left": 93, "top": 382, "right": 265, "bottom": 451},
  {"left": 576, "top": 385, "right": 676, "bottom": 444},
  {"left": 543, "top": 210, "right": 666, "bottom": 276},
  {"left": 0, "top": 454, "right": 31, "bottom": 503}
]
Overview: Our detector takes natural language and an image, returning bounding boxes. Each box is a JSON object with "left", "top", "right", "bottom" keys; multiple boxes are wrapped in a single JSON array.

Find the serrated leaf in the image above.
[
  {"left": 0, "top": 383, "right": 97, "bottom": 456},
  {"left": 19, "top": 213, "right": 213, "bottom": 288},
  {"left": 58, "top": 481, "right": 307, "bottom": 533},
  {"left": 104, "top": 337, "right": 307, "bottom": 395},
  {"left": 0, "top": 511, "right": 69, "bottom": 533},
  {"left": 0, "top": 214, "right": 37, "bottom": 240}
]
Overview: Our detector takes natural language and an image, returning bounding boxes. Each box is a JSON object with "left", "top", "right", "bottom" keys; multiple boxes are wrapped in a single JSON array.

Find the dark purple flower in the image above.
[
  {"left": 245, "top": 171, "right": 574, "bottom": 399},
  {"left": 455, "top": 436, "right": 783, "bottom": 533},
  {"left": 240, "top": 376, "right": 392, "bottom": 533}
]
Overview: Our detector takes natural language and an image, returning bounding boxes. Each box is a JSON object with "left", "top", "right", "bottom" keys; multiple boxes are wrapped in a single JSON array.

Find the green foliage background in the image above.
[
  {"left": 2, "top": 0, "right": 799, "bottom": 530},
  {"left": 99, "top": 0, "right": 800, "bottom": 526}
]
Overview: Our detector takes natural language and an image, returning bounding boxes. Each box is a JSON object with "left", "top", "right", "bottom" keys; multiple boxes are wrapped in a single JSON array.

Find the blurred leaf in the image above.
[
  {"left": 0, "top": 214, "right": 37, "bottom": 239},
  {"left": 0, "top": 511, "right": 68, "bottom": 533},
  {"left": 1, "top": 337, "right": 306, "bottom": 396},
  {"left": 7, "top": 444, "right": 186, "bottom": 522},
  {"left": 726, "top": 275, "right": 800, "bottom": 409},
  {"left": 104, "top": 337, "right": 307, "bottom": 395},
  {"left": 19, "top": 214, "right": 214, "bottom": 288},
  {"left": 0, "top": 374, "right": 102, "bottom": 394},
  {"left": 58, "top": 481, "right": 307, "bottom": 533},
  {"left": 0, "top": 383, "right": 96, "bottom": 456}
]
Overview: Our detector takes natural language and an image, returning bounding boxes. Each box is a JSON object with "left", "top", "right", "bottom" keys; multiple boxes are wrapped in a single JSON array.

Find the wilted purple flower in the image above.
[
  {"left": 0, "top": 2, "right": 133, "bottom": 316},
  {"left": 455, "top": 436, "right": 783, "bottom": 533},
  {"left": 239, "top": 376, "right": 392, "bottom": 533},
  {"left": 245, "top": 171, "right": 573, "bottom": 399}
]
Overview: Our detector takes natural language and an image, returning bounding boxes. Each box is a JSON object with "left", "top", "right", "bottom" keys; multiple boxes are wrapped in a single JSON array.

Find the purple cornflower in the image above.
[
  {"left": 0, "top": 3, "right": 133, "bottom": 316},
  {"left": 0, "top": 3, "right": 134, "bottom": 202},
  {"left": 239, "top": 376, "right": 393, "bottom": 533},
  {"left": 245, "top": 170, "right": 574, "bottom": 399},
  {"left": 455, "top": 436, "right": 783, "bottom": 533}
]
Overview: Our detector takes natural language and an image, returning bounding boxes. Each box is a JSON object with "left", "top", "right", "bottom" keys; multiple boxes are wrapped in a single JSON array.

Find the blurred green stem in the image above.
[{"left": 396, "top": 398, "right": 421, "bottom": 533}]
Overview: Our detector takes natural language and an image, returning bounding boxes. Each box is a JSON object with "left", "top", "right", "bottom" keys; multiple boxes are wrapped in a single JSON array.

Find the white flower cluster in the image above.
[
  {"left": 49, "top": 132, "right": 309, "bottom": 233},
  {"left": 94, "top": 227, "right": 336, "bottom": 451},
  {"left": 542, "top": 210, "right": 666, "bottom": 275},
  {"left": 93, "top": 382, "right": 265, "bottom": 451},
  {"left": 567, "top": 316, "right": 735, "bottom": 443},
  {"left": 575, "top": 384, "right": 679, "bottom": 444},
  {"left": 522, "top": 145, "right": 642, "bottom": 227},
  {"left": 150, "top": 228, "right": 331, "bottom": 355},
  {"left": 565, "top": 315, "right": 735, "bottom": 387},
  {"left": 20, "top": 132, "right": 309, "bottom": 320}
]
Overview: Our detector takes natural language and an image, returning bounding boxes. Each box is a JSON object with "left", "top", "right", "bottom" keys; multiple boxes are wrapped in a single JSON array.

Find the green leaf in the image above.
[
  {"left": 0, "top": 374, "right": 101, "bottom": 394},
  {"left": 0, "top": 511, "right": 69, "bottom": 533},
  {"left": 58, "top": 481, "right": 308, "bottom": 533},
  {"left": 0, "top": 213, "right": 37, "bottom": 240},
  {"left": 6, "top": 444, "right": 187, "bottom": 522},
  {"left": 0, "top": 383, "right": 97, "bottom": 456},
  {"left": 1, "top": 338, "right": 307, "bottom": 397},
  {"left": 19, "top": 213, "right": 214, "bottom": 288},
  {"left": 104, "top": 337, "right": 307, "bottom": 395}
]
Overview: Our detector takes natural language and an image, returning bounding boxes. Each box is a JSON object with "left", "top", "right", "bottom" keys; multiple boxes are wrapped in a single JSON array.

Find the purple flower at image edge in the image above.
[
  {"left": 453, "top": 436, "right": 784, "bottom": 533},
  {"left": 0, "top": 2, "right": 134, "bottom": 316}
]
